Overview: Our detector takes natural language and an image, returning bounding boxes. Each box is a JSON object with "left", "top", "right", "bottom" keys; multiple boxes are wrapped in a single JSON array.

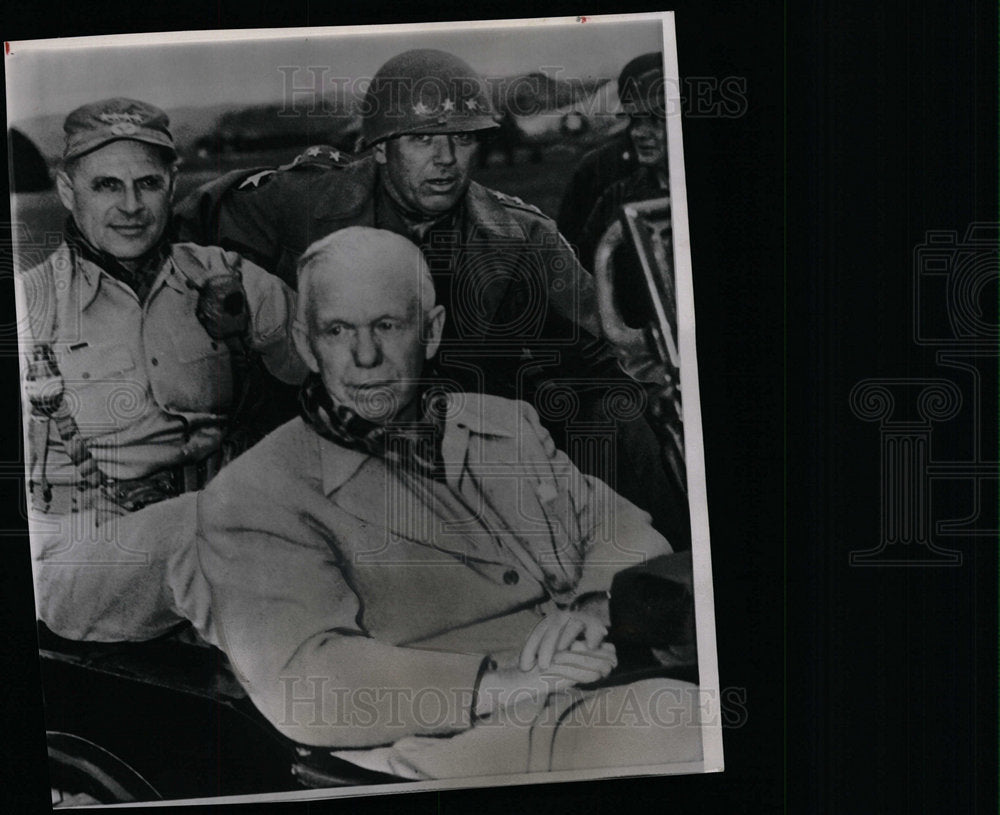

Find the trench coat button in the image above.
[
  {"left": 503, "top": 569, "right": 519, "bottom": 586},
  {"left": 150, "top": 357, "right": 159, "bottom": 366}
]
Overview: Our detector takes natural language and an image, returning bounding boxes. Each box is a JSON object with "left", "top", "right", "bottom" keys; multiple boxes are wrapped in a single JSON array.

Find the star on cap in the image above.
[
  {"left": 328, "top": 149, "right": 341, "bottom": 162},
  {"left": 441, "top": 98, "right": 456, "bottom": 112},
  {"left": 464, "top": 99, "right": 480, "bottom": 111},
  {"left": 306, "top": 146, "right": 323, "bottom": 156}
]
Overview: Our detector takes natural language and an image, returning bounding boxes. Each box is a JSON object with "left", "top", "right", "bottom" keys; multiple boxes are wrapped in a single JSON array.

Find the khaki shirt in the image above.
[{"left": 19, "top": 242, "right": 306, "bottom": 483}]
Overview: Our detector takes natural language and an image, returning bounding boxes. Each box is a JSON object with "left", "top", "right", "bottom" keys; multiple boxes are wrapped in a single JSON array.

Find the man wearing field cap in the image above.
[
  {"left": 176, "top": 49, "right": 688, "bottom": 547},
  {"left": 17, "top": 97, "right": 306, "bottom": 642}
]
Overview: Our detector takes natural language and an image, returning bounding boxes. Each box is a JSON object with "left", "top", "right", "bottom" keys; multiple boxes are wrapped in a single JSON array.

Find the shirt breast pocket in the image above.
[
  {"left": 57, "top": 344, "right": 145, "bottom": 433},
  {"left": 158, "top": 330, "right": 233, "bottom": 414}
]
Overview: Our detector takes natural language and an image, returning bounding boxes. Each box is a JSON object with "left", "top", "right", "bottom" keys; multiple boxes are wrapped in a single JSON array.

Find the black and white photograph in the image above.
[
  {"left": 3, "top": 1, "right": 995, "bottom": 813},
  {"left": 6, "top": 12, "right": 723, "bottom": 808}
]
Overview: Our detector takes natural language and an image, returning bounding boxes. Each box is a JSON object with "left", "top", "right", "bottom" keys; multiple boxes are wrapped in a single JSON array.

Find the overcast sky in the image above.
[{"left": 5, "top": 16, "right": 667, "bottom": 124}]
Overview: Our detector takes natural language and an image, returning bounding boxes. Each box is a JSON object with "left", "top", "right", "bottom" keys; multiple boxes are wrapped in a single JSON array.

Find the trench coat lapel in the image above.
[{"left": 317, "top": 430, "right": 506, "bottom": 566}]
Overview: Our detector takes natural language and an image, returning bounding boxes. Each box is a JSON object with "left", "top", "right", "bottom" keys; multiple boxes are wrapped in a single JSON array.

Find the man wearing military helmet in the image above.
[
  {"left": 362, "top": 48, "right": 498, "bottom": 219},
  {"left": 556, "top": 52, "right": 664, "bottom": 250},
  {"left": 577, "top": 52, "right": 671, "bottom": 274},
  {"left": 18, "top": 98, "right": 306, "bottom": 642},
  {"left": 176, "top": 49, "right": 687, "bottom": 545}
]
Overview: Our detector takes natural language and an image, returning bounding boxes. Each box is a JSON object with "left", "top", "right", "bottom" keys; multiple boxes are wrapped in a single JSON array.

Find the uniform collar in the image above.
[
  {"left": 159, "top": 251, "right": 192, "bottom": 294},
  {"left": 309, "top": 152, "right": 527, "bottom": 245},
  {"left": 70, "top": 248, "right": 180, "bottom": 310},
  {"left": 375, "top": 179, "right": 458, "bottom": 244},
  {"left": 460, "top": 182, "right": 529, "bottom": 241},
  {"left": 63, "top": 221, "right": 177, "bottom": 308},
  {"left": 375, "top": 178, "right": 530, "bottom": 244}
]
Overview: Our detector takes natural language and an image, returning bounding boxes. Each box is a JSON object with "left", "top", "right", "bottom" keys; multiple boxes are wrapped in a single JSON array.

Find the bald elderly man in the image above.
[
  {"left": 176, "top": 48, "right": 690, "bottom": 550},
  {"left": 189, "top": 226, "right": 701, "bottom": 779}
]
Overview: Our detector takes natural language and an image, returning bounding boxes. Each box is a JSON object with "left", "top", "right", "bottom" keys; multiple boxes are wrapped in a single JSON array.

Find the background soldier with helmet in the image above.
[
  {"left": 575, "top": 52, "right": 671, "bottom": 277},
  {"left": 555, "top": 52, "right": 665, "bottom": 251},
  {"left": 176, "top": 48, "right": 689, "bottom": 546}
]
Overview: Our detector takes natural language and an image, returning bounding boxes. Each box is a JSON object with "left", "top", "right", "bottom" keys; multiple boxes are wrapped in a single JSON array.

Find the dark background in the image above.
[{"left": 2, "top": 1, "right": 996, "bottom": 812}]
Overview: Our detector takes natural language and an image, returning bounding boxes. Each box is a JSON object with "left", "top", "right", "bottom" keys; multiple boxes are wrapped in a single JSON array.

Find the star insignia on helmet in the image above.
[
  {"left": 305, "top": 146, "right": 323, "bottom": 156},
  {"left": 413, "top": 101, "right": 431, "bottom": 115},
  {"left": 327, "top": 149, "right": 341, "bottom": 162},
  {"left": 464, "top": 98, "right": 479, "bottom": 111},
  {"left": 441, "top": 98, "right": 456, "bottom": 112}
]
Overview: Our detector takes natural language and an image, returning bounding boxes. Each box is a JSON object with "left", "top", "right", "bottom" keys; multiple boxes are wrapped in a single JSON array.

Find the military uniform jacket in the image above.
[
  {"left": 192, "top": 393, "right": 671, "bottom": 747},
  {"left": 174, "top": 154, "right": 618, "bottom": 399},
  {"left": 18, "top": 242, "right": 306, "bottom": 485},
  {"left": 577, "top": 164, "right": 670, "bottom": 273},
  {"left": 555, "top": 131, "right": 637, "bottom": 250}
]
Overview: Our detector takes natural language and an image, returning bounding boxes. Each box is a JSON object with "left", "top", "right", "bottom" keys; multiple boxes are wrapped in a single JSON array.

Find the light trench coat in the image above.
[{"left": 191, "top": 393, "right": 678, "bottom": 753}]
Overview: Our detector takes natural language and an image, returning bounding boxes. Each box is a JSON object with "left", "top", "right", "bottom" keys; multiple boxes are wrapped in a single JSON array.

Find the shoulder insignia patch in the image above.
[
  {"left": 488, "top": 189, "right": 547, "bottom": 218},
  {"left": 280, "top": 145, "right": 353, "bottom": 172},
  {"left": 237, "top": 169, "right": 276, "bottom": 191}
]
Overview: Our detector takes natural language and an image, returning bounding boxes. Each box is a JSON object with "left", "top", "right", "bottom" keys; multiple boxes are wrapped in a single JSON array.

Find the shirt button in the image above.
[
  {"left": 81, "top": 372, "right": 90, "bottom": 380},
  {"left": 503, "top": 569, "right": 519, "bottom": 586},
  {"left": 150, "top": 357, "right": 159, "bottom": 366}
]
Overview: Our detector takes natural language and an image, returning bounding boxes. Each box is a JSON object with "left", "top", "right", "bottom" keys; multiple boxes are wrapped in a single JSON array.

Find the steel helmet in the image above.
[
  {"left": 617, "top": 52, "right": 666, "bottom": 118},
  {"left": 360, "top": 49, "right": 499, "bottom": 148}
]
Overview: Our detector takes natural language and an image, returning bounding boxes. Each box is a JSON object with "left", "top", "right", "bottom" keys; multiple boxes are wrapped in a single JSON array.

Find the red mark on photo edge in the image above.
[
  {"left": 4, "top": 43, "right": 11, "bottom": 56},
  {"left": 578, "top": 16, "right": 588, "bottom": 23}
]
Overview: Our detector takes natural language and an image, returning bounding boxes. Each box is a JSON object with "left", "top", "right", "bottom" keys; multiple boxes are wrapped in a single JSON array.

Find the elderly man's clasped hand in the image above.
[{"left": 473, "top": 601, "right": 616, "bottom": 720}]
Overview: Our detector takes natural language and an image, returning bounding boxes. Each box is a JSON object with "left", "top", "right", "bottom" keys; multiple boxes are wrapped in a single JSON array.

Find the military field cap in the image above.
[
  {"left": 617, "top": 52, "right": 666, "bottom": 118},
  {"left": 63, "top": 98, "right": 176, "bottom": 162}
]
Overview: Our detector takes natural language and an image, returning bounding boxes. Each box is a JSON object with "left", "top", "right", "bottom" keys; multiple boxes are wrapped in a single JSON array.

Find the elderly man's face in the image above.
[
  {"left": 56, "top": 140, "right": 175, "bottom": 263},
  {"left": 301, "top": 262, "right": 445, "bottom": 423},
  {"left": 375, "top": 133, "right": 478, "bottom": 217}
]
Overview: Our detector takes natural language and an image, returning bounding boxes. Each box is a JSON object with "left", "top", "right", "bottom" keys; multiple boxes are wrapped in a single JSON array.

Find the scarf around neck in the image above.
[
  {"left": 298, "top": 373, "right": 447, "bottom": 481},
  {"left": 65, "top": 218, "right": 170, "bottom": 304},
  {"left": 300, "top": 374, "right": 588, "bottom": 598}
]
